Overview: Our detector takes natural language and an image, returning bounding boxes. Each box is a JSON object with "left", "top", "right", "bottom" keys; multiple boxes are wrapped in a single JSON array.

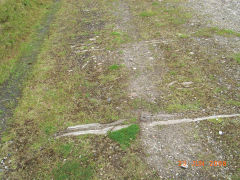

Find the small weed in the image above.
[
  {"left": 140, "top": 11, "right": 156, "bottom": 17},
  {"left": 111, "top": 31, "right": 121, "bottom": 36},
  {"left": 109, "top": 64, "right": 121, "bottom": 70},
  {"left": 167, "top": 102, "right": 200, "bottom": 113},
  {"left": 233, "top": 53, "right": 240, "bottom": 64},
  {"left": 227, "top": 100, "right": 240, "bottom": 107},
  {"left": 208, "top": 118, "right": 223, "bottom": 124},
  {"left": 170, "top": 71, "right": 177, "bottom": 76},
  {"left": 152, "top": 2, "right": 159, "bottom": 6},
  {"left": 108, "top": 124, "right": 140, "bottom": 149},
  {"left": 58, "top": 143, "right": 74, "bottom": 158}
]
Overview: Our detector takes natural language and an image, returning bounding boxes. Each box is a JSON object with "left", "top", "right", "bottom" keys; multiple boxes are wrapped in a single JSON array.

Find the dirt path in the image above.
[
  {"left": 111, "top": 0, "right": 240, "bottom": 179},
  {"left": 112, "top": 1, "right": 212, "bottom": 179}
]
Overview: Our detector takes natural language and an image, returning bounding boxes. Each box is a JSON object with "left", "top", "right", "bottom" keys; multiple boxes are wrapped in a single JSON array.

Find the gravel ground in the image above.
[{"left": 188, "top": 0, "right": 240, "bottom": 32}]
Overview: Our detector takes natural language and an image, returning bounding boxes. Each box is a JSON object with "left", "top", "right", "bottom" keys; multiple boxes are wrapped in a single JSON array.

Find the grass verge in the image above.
[
  {"left": 0, "top": 0, "right": 156, "bottom": 179},
  {"left": 0, "top": 0, "right": 53, "bottom": 85}
]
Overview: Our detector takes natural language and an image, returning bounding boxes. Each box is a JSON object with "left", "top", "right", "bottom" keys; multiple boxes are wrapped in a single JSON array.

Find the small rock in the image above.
[
  {"left": 219, "top": 131, "right": 223, "bottom": 135},
  {"left": 133, "top": 67, "right": 137, "bottom": 70},
  {"left": 182, "top": 81, "right": 193, "bottom": 87},
  {"left": 130, "top": 92, "right": 137, "bottom": 99},
  {"left": 189, "top": 52, "right": 194, "bottom": 55},
  {"left": 107, "top": 98, "right": 112, "bottom": 103},
  {"left": 168, "top": 81, "right": 177, "bottom": 87}
]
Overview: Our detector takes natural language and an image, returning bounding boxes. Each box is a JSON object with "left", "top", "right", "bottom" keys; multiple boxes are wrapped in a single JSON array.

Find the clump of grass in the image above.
[
  {"left": 109, "top": 64, "right": 121, "bottom": 70},
  {"left": 208, "top": 118, "right": 223, "bottom": 124},
  {"left": 108, "top": 124, "right": 140, "bottom": 149},
  {"left": 111, "top": 31, "right": 121, "bottom": 36},
  {"left": 152, "top": 2, "right": 159, "bottom": 6},
  {"left": 194, "top": 27, "right": 240, "bottom": 38},
  {"left": 227, "top": 100, "right": 240, "bottom": 106},
  {"left": 109, "top": 31, "right": 130, "bottom": 47},
  {"left": 53, "top": 160, "right": 93, "bottom": 180},
  {"left": 233, "top": 53, "right": 240, "bottom": 64},
  {"left": 215, "top": 28, "right": 240, "bottom": 37},
  {"left": 140, "top": 11, "right": 156, "bottom": 17},
  {"left": 167, "top": 102, "right": 200, "bottom": 113}
]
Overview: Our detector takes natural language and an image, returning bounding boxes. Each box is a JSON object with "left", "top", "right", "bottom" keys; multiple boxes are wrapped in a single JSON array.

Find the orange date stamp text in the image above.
[{"left": 178, "top": 161, "right": 227, "bottom": 167}]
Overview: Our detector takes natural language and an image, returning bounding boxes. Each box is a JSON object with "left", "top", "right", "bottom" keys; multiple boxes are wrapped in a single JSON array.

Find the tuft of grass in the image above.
[
  {"left": 57, "top": 143, "right": 74, "bottom": 158},
  {"left": 109, "top": 64, "right": 121, "bottom": 70},
  {"left": 194, "top": 27, "right": 240, "bottom": 38},
  {"left": 109, "top": 31, "right": 130, "bottom": 47},
  {"left": 215, "top": 28, "right": 240, "bottom": 37},
  {"left": 152, "top": 2, "right": 159, "bottom": 6},
  {"left": 227, "top": 100, "right": 240, "bottom": 107},
  {"left": 53, "top": 160, "right": 93, "bottom": 180},
  {"left": 140, "top": 11, "right": 156, "bottom": 17},
  {"left": 108, "top": 124, "right": 140, "bottom": 149},
  {"left": 208, "top": 118, "right": 223, "bottom": 124},
  {"left": 111, "top": 31, "right": 121, "bottom": 36},
  {"left": 167, "top": 102, "right": 200, "bottom": 113},
  {"left": 233, "top": 53, "right": 240, "bottom": 64}
]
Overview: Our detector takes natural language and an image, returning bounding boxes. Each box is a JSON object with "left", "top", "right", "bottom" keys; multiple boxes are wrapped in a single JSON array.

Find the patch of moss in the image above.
[{"left": 108, "top": 124, "right": 140, "bottom": 149}]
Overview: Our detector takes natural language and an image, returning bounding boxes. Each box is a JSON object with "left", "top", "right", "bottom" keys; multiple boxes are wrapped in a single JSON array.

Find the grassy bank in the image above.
[
  {"left": 0, "top": 0, "right": 157, "bottom": 179},
  {"left": 0, "top": 0, "right": 53, "bottom": 84}
]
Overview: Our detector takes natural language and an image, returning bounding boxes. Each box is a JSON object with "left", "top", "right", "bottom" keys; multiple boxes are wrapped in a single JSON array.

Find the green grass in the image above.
[
  {"left": 227, "top": 100, "right": 240, "bottom": 106},
  {"left": 109, "top": 64, "right": 121, "bottom": 70},
  {"left": 233, "top": 53, "right": 240, "bottom": 64},
  {"left": 0, "top": 0, "right": 53, "bottom": 85},
  {"left": 208, "top": 118, "right": 223, "bottom": 124},
  {"left": 108, "top": 31, "right": 130, "bottom": 48},
  {"left": 53, "top": 160, "right": 93, "bottom": 180},
  {"left": 108, "top": 124, "right": 140, "bottom": 149},
  {"left": 167, "top": 102, "right": 200, "bottom": 113},
  {"left": 111, "top": 31, "right": 121, "bottom": 36},
  {"left": 194, "top": 27, "right": 240, "bottom": 38},
  {"left": 140, "top": 11, "right": 156, "bottom": 17},
  {"left": 152, "top": 2, "right": 159, "bottom": 6}
]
